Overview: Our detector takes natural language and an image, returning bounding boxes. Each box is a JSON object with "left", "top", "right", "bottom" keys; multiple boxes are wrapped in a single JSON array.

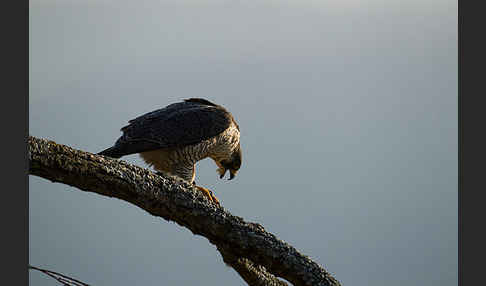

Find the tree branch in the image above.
[{"left": 28, "top": 136, "right": 341, "bottom": 286}]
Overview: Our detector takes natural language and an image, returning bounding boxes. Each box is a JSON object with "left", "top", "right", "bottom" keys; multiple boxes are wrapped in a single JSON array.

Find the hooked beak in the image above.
[{"left": 218, "top": 168, "right": 237, "bottom": 180}]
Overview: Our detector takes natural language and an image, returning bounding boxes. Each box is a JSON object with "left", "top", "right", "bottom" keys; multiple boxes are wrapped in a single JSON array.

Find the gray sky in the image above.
[{"left": 30, "top": 1, "right": 457, "bottom": 285}]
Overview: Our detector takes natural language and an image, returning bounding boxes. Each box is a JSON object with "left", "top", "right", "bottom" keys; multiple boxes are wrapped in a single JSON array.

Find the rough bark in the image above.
[{"left": 28, "top": 136, "right": 341, "bottom": 286}]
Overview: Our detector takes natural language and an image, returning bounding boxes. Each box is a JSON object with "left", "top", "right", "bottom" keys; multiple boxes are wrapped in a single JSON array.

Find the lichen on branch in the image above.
[{"left": 28, "top": 135, "right": 341, "bottom": 286}]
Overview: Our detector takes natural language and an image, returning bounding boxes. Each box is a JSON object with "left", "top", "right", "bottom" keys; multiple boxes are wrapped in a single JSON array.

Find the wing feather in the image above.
[{"left": 107, "top": 99, "right": 232, "bottom": 156}]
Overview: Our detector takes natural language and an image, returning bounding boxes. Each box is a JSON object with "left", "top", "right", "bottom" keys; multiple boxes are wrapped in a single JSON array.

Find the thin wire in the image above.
[{"left": 28, "top": 265, "right": 91, "bottom": 286}]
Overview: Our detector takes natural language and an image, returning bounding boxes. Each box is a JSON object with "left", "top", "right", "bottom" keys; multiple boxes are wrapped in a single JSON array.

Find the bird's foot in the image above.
[{"left": 195, "top": 185, "right": 220, "bottom": 205}]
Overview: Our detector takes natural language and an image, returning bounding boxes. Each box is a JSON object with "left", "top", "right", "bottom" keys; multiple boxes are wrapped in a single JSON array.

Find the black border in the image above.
[
  {"left": 459, "top": 1, "right": 485, "bottom": 285},
  {"left": 6, "top": 0, "right": 28, "bottom": 285}
]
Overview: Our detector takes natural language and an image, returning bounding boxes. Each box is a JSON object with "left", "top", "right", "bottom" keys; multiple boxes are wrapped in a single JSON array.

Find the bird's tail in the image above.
[{"left": 98, "top": 146, "right": 124, "bottom": 158}]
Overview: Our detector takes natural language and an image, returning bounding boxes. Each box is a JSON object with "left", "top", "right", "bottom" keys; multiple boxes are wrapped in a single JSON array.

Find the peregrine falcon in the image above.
[{"left": 98, "top": 98, "right": 242, "bottom": 204}]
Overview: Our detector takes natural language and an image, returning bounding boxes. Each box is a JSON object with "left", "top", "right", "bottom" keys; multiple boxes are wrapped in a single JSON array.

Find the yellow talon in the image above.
[{"left": 195, "top": 186, "right": 220, "bottom": 205}]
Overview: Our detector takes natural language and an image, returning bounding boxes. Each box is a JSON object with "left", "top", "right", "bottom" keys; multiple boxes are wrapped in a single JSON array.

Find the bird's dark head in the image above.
[{"left": 217, "top": 145, "right": 242, "bottom": 180}]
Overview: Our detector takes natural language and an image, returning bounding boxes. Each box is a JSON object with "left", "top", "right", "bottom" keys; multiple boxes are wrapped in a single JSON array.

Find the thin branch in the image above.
[
  {"left": 219, "top": 249, "right": 289, "bottom": 286},
  {"left": 28, "top": 136, "right": 341, "bottom": 286},
  {"left": 29, "top": 265, "right": 91, "bottom": 286}
]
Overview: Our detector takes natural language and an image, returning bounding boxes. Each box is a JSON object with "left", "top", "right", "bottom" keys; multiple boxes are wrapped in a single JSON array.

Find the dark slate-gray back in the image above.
[{"left": 111, "top": 99, "right": 233, "bottom": 155}]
